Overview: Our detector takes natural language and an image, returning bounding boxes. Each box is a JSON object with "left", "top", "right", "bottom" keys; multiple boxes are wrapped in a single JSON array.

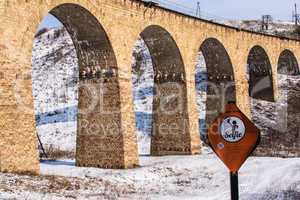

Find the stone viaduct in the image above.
[{"left": 0, "top": 0, "right": 299, "bottom": 174}]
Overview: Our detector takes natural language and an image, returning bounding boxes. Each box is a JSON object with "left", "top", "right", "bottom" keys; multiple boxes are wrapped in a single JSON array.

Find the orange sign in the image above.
[{"left": 208, "top": 103, "right": 261, "bottom": 173}]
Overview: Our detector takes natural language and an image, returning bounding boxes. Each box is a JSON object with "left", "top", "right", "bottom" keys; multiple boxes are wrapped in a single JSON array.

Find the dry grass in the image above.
[
  {"left": 249, "top": 183, "right": 300, "bottom": 200},
  {"left": 40, "top": 146, "right": 75, "bottom": 160}
]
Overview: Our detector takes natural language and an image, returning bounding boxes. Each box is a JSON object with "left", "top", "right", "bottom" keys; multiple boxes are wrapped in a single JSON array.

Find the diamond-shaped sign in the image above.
[{"left": 208, "top": 102, "right": 261, "bottom": 173}]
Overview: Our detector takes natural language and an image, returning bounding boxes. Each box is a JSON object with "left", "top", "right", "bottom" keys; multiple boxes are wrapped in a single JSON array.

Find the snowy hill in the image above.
[
  {"left": 32, "top": 27, "right": 209, "bottom": 156},
  {"left": 32, "top": 27, "right": 78, "bottom": 154},
  {"left": 32, "top": 27, "right": 79, "bottom": 114},
  {"left": 32, "top": 26, "right": 299, "bottom": 158},
  {"left": 223, "top": 20, "right": 299, "bottom": 39},
  {"left": 32, "top": 27, "right": 156, "bottom": 156}
]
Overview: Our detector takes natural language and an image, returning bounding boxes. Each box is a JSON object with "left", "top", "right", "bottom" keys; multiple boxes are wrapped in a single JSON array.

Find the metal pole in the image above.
[
  {"left": 196, "top": 2, "right": 201, "bottom": 18},
  {"left": 37, "top": 132, "right": 48, "bottom": 159},
  {"left": 295, "top": 3, "right": 298, "bottom": 25},
  {"left": 230, "top": 171, "right": 239, "bottom": 200}
]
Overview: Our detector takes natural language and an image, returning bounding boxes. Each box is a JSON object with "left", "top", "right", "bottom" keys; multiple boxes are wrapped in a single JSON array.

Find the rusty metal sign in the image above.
[{"left": 207, "top": 102, "right": 261, "bottom": 200}]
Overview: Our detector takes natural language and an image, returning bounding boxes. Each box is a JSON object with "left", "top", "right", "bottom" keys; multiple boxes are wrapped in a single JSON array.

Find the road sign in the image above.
[{"left": 208, "top": 102, "right": 261, "bottom": 200}]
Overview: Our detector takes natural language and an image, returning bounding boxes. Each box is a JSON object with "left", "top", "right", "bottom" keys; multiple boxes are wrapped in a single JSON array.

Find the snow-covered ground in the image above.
[
  {"left": 223, "top": 20, "right": 297, "bottom": 39},
  {"left": 131, "top": 38, "right": 154, "bottom": 155},
  {"left": 37, "top": 121, "right": 76, "bottom": 153},
  {"left": 1, "top": 152, "right": 299, "bottom": 200},
  {"left": 32, "top": 27, "right": 78, "bottom": 157},
  {"left": 251, "top": 74, "right": 300, "bottom": 135}
]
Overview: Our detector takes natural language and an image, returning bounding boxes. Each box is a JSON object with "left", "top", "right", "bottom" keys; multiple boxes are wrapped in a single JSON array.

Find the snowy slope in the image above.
[
  {"left": 32, "top": 28, "right": 208, "bottom": 156},
  {"left": 251, "top": 75, "right": 300, "bottom": 135},
  {"left": 32, "top": 27, "right": 78, "bottom": 156},
  {"left": 32, "top": 28, "right": 156, "bottom": 156},
  {"left": 32, "top": 27, "right": 79, "bottom": 114},
  {"left": 131, "top": 38, "right": 155, "bottom": 154},
  {"left": 32, "top": 26, "right": 300, "bottom": 158},
  {"left": 0, "top": 153, "right": 299, "bottom": 200},
  {"left": 223, "top": 20, "right": 297, "bottom": 39}
]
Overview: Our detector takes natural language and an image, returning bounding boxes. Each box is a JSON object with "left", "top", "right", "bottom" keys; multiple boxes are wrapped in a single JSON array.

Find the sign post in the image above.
[
  {"left": 208, "top": 102, "right": 261, "bottom": 200},
  {"left": 230, "top": 172, "right": 239, "bottom": 200}
]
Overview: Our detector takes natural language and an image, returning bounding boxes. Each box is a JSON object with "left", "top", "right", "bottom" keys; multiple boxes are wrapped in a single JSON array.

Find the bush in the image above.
[
  {"left": 35, "top": 28, "right": 49, "bottom": 38},
  {"left": 293, "top": 26, "right": 300, "bottom": 37}
]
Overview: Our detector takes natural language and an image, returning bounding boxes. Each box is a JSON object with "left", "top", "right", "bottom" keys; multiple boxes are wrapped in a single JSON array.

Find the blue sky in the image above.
[
  {"left": 38, "top": 14, "right": 62, "bottom": 30},
  {"left": 162, "top": 0, "right": 299, "bottom": 20},
  {"left": 38, "top": 0, "right": 300, "bottom": 30}
]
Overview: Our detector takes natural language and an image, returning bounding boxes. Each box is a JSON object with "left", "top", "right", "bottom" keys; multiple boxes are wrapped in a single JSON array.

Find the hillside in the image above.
[
  {"left": 32, "top": 24, "right": 299, "bottom": 158},
  {"left": 223, "top": 20, "right": 300, "bottom": 39}
]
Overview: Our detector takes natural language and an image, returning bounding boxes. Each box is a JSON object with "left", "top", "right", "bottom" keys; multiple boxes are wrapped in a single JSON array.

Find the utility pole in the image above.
[
  {"left": 196, "top": 1, "right": 201, "bottom": 18},
  {"left": 293, "top": 2, "right": 300, "bottom": 25},
  {"left": 261, "top": 15, "right": 273, "bottom": 31}
]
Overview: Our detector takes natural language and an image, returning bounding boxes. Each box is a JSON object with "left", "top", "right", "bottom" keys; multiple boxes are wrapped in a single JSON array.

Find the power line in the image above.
[{"left": 145, "top": 0, "right": 231, "bottom": 23}]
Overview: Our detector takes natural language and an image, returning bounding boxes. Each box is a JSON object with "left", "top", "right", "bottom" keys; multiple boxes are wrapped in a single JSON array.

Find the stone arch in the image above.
[
  {"left": 195, "top": 38, "right": 236, "bottom": 143},
  {"left": 34, "top": 3, "right": 136, "bottom": 169},
  {"left": 278, "top": 49, "right": 299, "bottom": 75},
  {"left": 247, "top": 45, "right": 275, "bottom": 102},
  {"left": 132, "top": 25, "right": 192, "bottom": 155},
  {"left": 274, "top": 49, "right": 300, "bottom": 157}
]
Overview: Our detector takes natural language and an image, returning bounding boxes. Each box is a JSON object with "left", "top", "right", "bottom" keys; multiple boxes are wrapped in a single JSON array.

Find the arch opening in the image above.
[
  {"left": 32, "top": 4, "right": 125, "bottom": 168},
  {"left": 32, "top": 14, "right": 78, "bottom": 159},
  {"left": 247, "top": 46, "right": 277, "bottom": 156},
  {"left": 274, "top": 49, "right": 300, "bottom": 156},
  {"left": 131, "top": 25, "right": 191, "bottom": 155},
  {"left": 247, "top": 46, "right": 274, "bottom": 102},
  {"left": 278, "top": 50, "right": 299, "bottom": 75},
  {"left": 195, "top": 38, "right": 236, "bottom": 143}
]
